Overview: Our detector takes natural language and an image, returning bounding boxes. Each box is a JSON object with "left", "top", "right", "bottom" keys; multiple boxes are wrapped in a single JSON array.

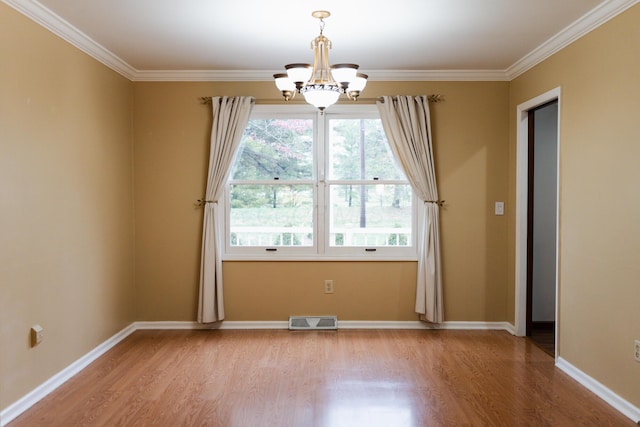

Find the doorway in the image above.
[
  {"left": 514, "top": 88, "right": 560, "bottom": 359},
  {"left": 526, "top": 100, "right": 558, "bottom": 355}
]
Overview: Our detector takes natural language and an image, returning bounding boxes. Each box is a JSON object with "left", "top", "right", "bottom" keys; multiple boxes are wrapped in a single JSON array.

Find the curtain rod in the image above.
[
  {"left": 377, "top": 94, "right": 444, "bottom": 103},
  {"left": 199, "top": 94, "right": 444, "bottom": 105}
]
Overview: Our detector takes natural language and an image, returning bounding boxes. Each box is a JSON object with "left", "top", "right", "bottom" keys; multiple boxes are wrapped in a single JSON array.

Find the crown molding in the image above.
[
  {"left": 506, "top": 0, "right": 640, "bottom": 80},
  {"left": 132, "top": 70, "right": 273, "bottom": 82},
  {"left": 4, "top": 0, "right": 638, "bottom": 83},
  {"left": 132, "top": 69, "right": 510, "bottom": 82},
  {"left": 2, "top": 0, "right": 137, "bottom": 79},
  {"left": 369, "top": 70, "right": 509, "bottom": 82}
]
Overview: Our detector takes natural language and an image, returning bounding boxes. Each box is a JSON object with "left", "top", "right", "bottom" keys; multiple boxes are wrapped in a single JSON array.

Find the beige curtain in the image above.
[
  {"left": 198, "top": 96, "right": 254, "bottom": 323},
  {"left": 376, "top": 95, "right": 443, "bottom": 323}
]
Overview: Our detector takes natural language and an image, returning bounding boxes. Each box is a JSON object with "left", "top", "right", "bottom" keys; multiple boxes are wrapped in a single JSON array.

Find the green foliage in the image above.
[
  {"left": 329, "top": 119, "right": 405, "bottom": 181},
  {"left": 387, "top": 233, "right": 409, "bottom": 246},
  {"left": 232, "top": 119, "right": 313, "bottom": 181},
  {"left": 230, "top": 184, "right": 313, "bottom": 211},
  {"left": 273, "top": 232, "right": 301, "bottom": 246},
  {"left": 228, "top": 116, "right": 413, "bottom": 247}
]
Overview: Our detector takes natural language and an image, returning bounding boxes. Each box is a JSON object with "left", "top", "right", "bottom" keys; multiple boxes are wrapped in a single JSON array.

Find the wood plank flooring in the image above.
[
  {"left": 9, "top": 329, "right": 633, "bottom": 426},
  {"left": 529, "top": 322, "right": 556, "bottom": 356}
]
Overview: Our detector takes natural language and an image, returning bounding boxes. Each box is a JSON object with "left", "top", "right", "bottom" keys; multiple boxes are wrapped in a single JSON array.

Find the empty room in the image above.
[{"left": 1, "top": 0, "right": 639, "bottom": 425}]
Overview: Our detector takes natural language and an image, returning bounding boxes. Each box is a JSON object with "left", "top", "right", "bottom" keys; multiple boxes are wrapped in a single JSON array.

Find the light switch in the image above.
[{"left": 495, "top": 202, "right": 504, "bottom": 216}]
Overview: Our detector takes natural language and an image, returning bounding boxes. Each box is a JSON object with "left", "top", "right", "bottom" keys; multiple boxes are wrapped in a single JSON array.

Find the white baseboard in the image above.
[
  {"left": 218, "top": 321, "right": 288, "bottom": 329},
  {"left": 134, "top": 320, "right": 220, "bottom": 330},
  {"left": 134, "top": 320, "right": 290, "bottom": 329},
  {"left": 133, "top": 320, "right": 516, "bottom": 331},
  {"left": 556, "top": 357, "right": 640, "bottom": 424},
  {"left": 0, "top": 323, "right": 137, "bottom": 427},
  {"left": 339, "top": 320, "right": 515, "bottom": 331}
]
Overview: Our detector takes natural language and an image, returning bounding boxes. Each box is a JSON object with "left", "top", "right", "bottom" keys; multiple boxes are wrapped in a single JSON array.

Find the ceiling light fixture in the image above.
[{"left": 273, "top": 10, "right": 368, "bottom": 112}]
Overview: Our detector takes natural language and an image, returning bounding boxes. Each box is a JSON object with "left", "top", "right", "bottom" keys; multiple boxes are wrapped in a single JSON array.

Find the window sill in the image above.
[{"left": 221, "top": 254, "right": 419, "bottom": 262}]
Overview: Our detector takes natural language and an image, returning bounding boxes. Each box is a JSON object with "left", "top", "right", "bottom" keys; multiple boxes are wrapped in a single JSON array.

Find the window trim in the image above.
[{"left": 221, "top": 104, "right": 419, "bottom": 261}]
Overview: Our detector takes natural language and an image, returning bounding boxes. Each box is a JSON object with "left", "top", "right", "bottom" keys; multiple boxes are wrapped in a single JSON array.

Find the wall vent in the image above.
[{"left": 288, "top": 316, "right": 338, "bottom": 330}]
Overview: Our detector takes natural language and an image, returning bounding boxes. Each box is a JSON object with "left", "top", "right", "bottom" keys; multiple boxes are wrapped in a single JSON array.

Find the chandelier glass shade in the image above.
[{"left": 273, "top": 11, "right": 368, "bottom": 111}]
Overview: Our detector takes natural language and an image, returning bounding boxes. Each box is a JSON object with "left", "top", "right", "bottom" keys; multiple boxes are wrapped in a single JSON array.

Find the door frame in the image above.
[{"left": 514, "top": 87, "right": 561, "bottom": 353}]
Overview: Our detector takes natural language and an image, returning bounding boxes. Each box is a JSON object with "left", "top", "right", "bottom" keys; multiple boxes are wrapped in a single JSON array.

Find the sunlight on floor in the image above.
[{"left": 323, "top": 380, "right": 414, "bottom": 427}]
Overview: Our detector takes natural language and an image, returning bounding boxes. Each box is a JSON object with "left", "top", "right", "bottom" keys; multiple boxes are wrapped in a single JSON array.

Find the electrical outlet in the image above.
[
  {"left": 30, "top": 325, "right": 43, "bottom": 347},
  {"left": 635, "top": 340, "right": 640, "bottom": 362},
  {"left": 324, "top": 279, "right": 334, "bottom": 294}
]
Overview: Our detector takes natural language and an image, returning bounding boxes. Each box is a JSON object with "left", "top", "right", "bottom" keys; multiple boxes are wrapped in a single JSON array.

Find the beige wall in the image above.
[
  {"left": 509, "top": 4, "right": 640, "bottom": 407},
  {"left": 8, "top": 0, "right": 639, "bottom": 417},
  {"left": 133, "top": 80, "right": 510, "bottom": 322},
  {"left": 0, "top": 4, "right": 136, "bottom": 410}
]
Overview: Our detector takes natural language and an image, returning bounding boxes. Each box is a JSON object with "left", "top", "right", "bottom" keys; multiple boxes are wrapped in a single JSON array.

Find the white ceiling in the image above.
[{"left": 4, "top": 0, "right": 636, "bottom": 81}]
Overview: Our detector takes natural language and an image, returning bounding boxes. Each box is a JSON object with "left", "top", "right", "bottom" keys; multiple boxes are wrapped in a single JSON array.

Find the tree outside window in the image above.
[{"left": 225, "top": 105, "right": 415, "bottom": 259}]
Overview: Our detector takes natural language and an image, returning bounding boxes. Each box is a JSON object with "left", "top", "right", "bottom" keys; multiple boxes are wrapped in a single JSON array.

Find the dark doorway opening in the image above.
[{"left": 526, "top": 100, "right": 558, "bottom": 356}]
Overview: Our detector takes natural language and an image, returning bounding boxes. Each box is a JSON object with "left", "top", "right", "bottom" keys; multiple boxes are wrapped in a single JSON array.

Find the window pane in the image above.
[
  {"left": 328, "top": 118, "right": 406, "bottom": 180},
  {"left": 329, "top": 184, "right": 412, "bottom": 247},
  {"left": 230, "top": 184, "right": 313, "bottom": 246},
  {"left": 232, "top": 118, "right": 313, "bottom": 181}
]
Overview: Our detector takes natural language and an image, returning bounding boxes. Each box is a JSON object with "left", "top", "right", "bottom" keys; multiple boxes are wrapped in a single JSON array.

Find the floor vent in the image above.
[{"left": 289, "top": 316, "right": 338, "bottom": 330}]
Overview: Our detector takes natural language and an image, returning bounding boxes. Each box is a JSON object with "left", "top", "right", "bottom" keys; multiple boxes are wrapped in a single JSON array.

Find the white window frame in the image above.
[{"left": 222, "top": 104, "right": 419, "bottom": 261}]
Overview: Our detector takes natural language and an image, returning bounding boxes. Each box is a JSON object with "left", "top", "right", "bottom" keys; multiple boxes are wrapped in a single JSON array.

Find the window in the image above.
[{"left": 224, "top": 104, "right": 417, "bottom": 260}]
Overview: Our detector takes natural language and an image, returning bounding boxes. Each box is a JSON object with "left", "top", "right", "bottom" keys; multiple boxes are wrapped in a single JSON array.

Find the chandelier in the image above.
[{"left": 273, "top": 10, "right": 368, "bottom": 111}]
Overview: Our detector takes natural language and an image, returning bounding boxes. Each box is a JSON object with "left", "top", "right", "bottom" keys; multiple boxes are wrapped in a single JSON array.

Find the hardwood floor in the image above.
[
  {"left": 528, "top": 321, "right": 556, "bottom": 356},
  {"left": 9, "top": 329, "right": 632, "bottom": 426}
]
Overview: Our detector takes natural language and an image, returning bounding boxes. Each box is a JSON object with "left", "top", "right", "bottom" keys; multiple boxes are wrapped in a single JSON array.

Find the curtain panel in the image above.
[
  {"left": 198, "top": 96, "right": 255, "bottom": 323},
  {"left": 376, "top": 95, "right": 443, "bottom": 323}
]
